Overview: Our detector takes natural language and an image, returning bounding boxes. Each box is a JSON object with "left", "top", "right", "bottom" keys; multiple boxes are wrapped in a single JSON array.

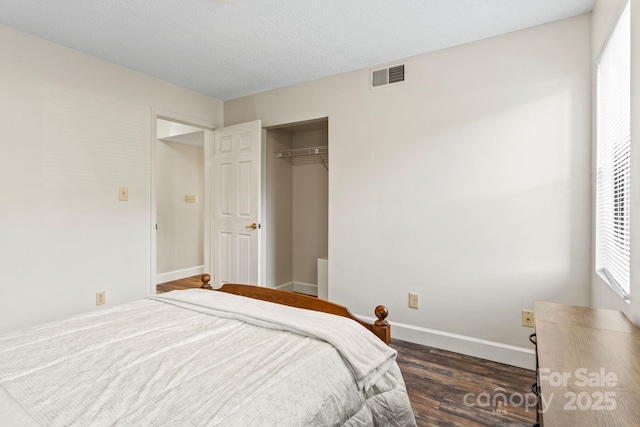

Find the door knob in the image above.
[{"left": 245, "top": 223, "right": 257, "bottom": 230}]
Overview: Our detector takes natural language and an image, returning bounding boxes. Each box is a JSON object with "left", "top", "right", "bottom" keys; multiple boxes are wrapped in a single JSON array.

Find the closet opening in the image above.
[{"left": 263, "top": 118, "right": 328, "bottom": 298}]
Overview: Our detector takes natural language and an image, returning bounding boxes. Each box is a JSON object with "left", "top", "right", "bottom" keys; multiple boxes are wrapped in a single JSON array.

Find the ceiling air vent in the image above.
[{"left": 370, "top": 64, "right": 405, "bottom": 89}]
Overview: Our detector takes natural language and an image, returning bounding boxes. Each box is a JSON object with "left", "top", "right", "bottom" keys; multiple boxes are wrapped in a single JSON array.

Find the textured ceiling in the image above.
[{"left": 0, "top": 0, "right": 595, "bottom": 101}]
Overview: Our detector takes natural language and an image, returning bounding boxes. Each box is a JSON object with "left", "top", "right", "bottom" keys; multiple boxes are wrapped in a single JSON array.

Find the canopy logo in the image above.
[{"left": 463, "top": 368, "right": 618, "bottom": 416}]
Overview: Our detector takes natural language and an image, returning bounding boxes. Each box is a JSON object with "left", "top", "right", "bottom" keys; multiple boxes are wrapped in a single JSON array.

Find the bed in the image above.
[{"left": 0, "top": 274, "right": 416, "bottom": 426}]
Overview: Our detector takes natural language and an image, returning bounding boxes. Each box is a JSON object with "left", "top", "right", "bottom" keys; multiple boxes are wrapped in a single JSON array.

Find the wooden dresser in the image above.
[{"left": 533, "top": 301, "right": 640, "bottom": 426}]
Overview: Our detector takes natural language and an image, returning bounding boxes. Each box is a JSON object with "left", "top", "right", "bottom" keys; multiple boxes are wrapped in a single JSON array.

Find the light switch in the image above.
[
  {"left": 119, "top": 187, "right": 128, "bottom": 201},
  {"left": 408, "top": 292, "right": 419, "bottom": 309},
  {"left": 185, "top": 195, "right": 197, "bottom": 203}
]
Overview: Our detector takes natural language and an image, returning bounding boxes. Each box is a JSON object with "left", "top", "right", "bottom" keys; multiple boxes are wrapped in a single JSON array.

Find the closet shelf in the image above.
[{"left": 274, "top": 145, "right": 328, "bottom": 158}]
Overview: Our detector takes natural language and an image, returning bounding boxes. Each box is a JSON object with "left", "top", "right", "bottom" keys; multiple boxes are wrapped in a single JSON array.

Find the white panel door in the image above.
[{"left": 213, "top": 120, "right": 262, "bottom": 288}]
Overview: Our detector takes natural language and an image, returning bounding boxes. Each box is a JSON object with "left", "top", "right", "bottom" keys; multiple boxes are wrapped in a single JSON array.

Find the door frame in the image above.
[{"left": 150, "top": 108, "right": 215, "bottom": 295}]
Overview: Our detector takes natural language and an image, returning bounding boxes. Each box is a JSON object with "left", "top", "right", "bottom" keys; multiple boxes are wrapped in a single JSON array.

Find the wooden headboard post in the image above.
[
  {"left": 199, "top": 274, "right": 391, "bottom": 345},
  {"left": 200, "top": 273, "right": 213, "bottom": 290},
  {"left": 373, "top": 305, "right": 391, "bottom": 344}
]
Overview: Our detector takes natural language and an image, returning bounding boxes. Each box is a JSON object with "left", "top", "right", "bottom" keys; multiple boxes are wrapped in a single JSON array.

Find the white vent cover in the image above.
[{"left": 370, "top": 64, "right": 405, "bottom": 89}]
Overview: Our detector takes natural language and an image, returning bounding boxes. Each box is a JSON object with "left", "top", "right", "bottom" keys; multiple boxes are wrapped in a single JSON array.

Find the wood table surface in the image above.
[{"left": 534, "top": 301, "right": 640, "bottom": 426}]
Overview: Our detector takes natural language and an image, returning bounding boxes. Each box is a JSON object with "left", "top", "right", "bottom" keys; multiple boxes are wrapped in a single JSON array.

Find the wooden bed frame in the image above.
[{"left": 199, "top": 274, "right": 391, "bottom": 344}]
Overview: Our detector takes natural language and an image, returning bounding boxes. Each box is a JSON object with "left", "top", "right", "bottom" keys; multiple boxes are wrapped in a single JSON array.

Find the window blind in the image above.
[{"left": 595, "top": 2, "right": 631, "bottom": 300}]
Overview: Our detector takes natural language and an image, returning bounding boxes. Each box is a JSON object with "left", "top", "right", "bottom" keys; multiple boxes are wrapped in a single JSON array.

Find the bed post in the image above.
[
  {"left": 373, "top": 305, "right": 391, "bottom": 345},
  {"left": 200, "top": 274, "right": 212, "bottom": 290}
]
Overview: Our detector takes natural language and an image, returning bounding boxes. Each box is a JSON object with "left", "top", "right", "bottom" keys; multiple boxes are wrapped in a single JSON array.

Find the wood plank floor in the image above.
[
  {"left": 156, "top": 274, "right": 203, "bottom": 293},
  {"left": 158, "top": 276, "right": 537, "bottom": 426},
  {"left": 393, "top": 339, "right": 536, "bottom": 426}
]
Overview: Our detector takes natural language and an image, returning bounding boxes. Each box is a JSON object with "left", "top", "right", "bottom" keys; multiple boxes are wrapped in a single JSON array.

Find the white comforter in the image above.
[{"left": 0, "top": 289, "right": 416, "bottom": 426}]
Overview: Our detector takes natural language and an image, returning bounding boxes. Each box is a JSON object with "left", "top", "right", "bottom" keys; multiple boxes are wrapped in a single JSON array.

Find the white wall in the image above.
[
  {"left": 265, "top": 130, "right": 293, "bottom": 288},
  {"left": 156, "top": 138, "right": 204, "bottom": 276},
  {"left": 292, "top": 130, "right": 329, "bottom": 286},
  {"left": 225, "top": 15, "right": 592, "bottom": 368},
  {"left": 0, "top": 24, "right": 223, "bottom": 334},
  {"left": 590, "top": 0, "right": 640, "bottom": 325}
]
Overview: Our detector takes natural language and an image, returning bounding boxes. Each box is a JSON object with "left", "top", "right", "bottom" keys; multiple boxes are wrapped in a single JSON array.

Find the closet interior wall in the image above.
[{"left": 265, "top": 127, "right": 328, "bottom": 295}]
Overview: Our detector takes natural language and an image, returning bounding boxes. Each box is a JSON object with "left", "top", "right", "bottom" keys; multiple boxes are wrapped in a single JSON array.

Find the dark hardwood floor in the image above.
[
  {"left": 158, "top": 276, "right": 536, "bottom": 427},
  {"left": 393, "top": 339, "right": 536, "bottom": 426},
  {"left": 156, "top": 274, "right": 203, "bottom": 293}
]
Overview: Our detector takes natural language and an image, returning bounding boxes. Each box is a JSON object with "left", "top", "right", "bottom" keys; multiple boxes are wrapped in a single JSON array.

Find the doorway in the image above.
[
  {"left": 263, "top": 118, "right": 328, "bottom": 297},
  {"left": 152, "top": 115, "right": 214, "bottom": 294}
]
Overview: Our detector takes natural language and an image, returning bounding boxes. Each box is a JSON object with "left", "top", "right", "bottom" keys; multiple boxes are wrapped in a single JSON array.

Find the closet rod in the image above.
[{"left": 274, "top": 145, "right": 328, "bottom": 158}]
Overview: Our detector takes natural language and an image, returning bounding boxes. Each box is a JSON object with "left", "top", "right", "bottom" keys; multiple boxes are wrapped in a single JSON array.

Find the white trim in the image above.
[
  {"left": 292, "top": 281, "right": 318, "bottom": 296},
  {"left": 275, "top": 282, "right": 294, "bottom": 291},
  {"left": 274, "top": 281, "right": 318, "bottom": 296},
  {"left": 203, "top": 129, "right": 213, "bottom": 284},
  {"left": 154, "top": 109, "right": 216, "bottom": 131},
  {"left": 260, "top": 129, "right": 268, "bottom": 288},
  {"left": 357, "top": 316, "right": 535, "bottom": 370},
  {"left": 150, "top": 109, "right": 157, "bottom": 295},
  {"left": 156, "top": 266, "right": 205, "bottom": 285}
]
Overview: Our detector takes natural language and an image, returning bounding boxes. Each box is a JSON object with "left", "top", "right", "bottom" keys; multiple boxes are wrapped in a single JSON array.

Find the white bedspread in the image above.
[{"left": 0, "top": 289, "right": 416, "bottom": 426}]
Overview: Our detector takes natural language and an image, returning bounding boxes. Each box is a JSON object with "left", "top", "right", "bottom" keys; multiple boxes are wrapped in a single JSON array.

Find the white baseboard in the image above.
[
  {"left": 275, "top": 282, "right": 294, "bottom": 291},
  {"left": 357, "top": 316, "right": 536, "bottom": 370},
  {"left": 156, "top": 265, "right": 205, "bottom": 285},
  {"left": 274, "top": 281, "right": 318, "bottom": 296},
  {"left": 293, "top": 281, "right": 317, "bottom": 296}
]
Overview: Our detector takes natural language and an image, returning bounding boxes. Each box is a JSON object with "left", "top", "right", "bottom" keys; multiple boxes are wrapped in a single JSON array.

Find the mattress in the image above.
[{"left": 0, "top": 289, "right": 416, "bottom": 426}]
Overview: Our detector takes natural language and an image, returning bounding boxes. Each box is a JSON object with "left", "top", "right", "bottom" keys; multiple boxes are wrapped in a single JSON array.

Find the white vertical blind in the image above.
[{"left": 596, "top": 2, "right": 631, "bottom": 300}]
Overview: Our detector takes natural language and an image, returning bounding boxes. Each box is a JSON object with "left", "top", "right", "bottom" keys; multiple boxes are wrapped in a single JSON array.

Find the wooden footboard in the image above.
[{"left": 200, "top": 274, "right": 391, "bottom": 345}]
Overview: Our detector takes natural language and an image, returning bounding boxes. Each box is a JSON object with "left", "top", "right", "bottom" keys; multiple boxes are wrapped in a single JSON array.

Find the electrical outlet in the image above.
[
  {"left": 96, "top": 291, "right": 105, "bottom": 306},
  {"left": 408, "top": 292, "right": 419, "bottom": 309},
  {"left": 185, "top": 195, "right": 197, "bottom": 203},
  {"left": 522, "top": 310, "right": 535, "bottom": 327}
]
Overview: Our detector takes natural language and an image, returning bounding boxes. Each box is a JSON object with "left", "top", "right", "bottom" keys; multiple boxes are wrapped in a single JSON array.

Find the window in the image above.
[{"left": 596, "top": 2, "right": 631, "bottom": 300}]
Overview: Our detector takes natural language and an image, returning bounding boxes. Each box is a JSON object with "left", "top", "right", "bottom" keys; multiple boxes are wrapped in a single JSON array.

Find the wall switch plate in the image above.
[
  {"left": 96, "top": 291, "right": 105, "bottom": 306},
  {"left": 119, "top": 187, "right": 128, "bottom": 201},
  {"left": 408, "top": 292, "right": 419, "bottom": 309},
  {"left": 185, "top": 194, "right": 197, "bottom": 203},
  {"left": 522, "top": 310, "right": 535, "bottom": 327}
]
